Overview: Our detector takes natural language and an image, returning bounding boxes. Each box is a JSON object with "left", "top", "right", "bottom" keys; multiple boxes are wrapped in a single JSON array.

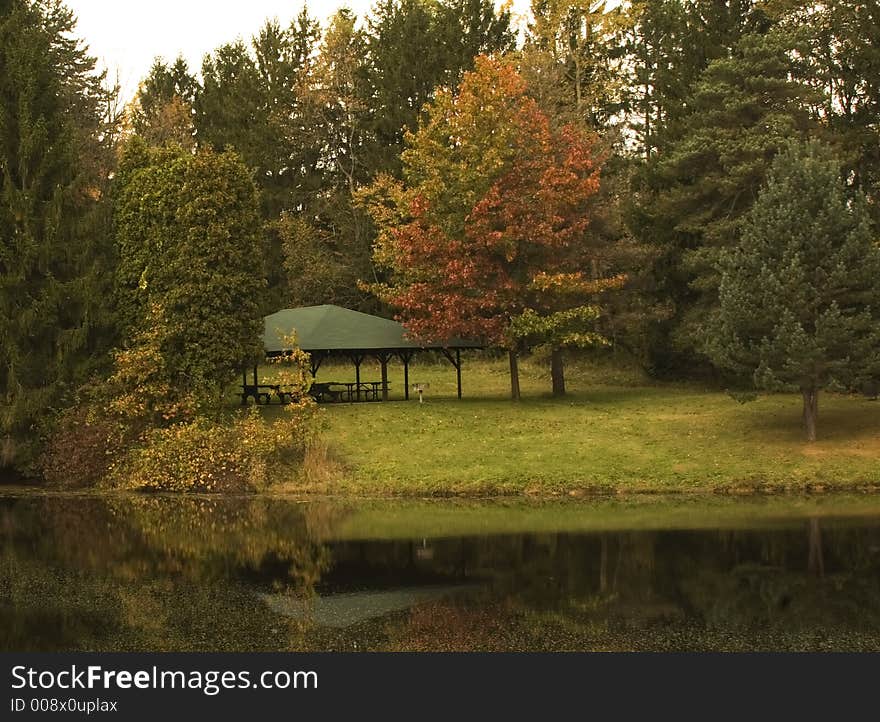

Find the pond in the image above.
[{"left": 3, "top": 490, "right": 880, "bottom": 651}]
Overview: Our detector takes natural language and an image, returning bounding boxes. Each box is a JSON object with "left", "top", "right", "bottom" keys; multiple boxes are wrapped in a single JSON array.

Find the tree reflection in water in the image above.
[{"left": 3, "top": 494, "right": 880, "bottom": 651}]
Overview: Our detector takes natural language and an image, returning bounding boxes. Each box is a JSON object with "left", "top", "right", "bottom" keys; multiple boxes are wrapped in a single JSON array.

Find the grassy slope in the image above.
[{"left": 259, "top": 354, "right": 880, "bottom": 495}]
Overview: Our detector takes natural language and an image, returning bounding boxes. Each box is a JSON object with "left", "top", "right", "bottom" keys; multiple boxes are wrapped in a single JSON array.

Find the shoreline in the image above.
[{"left": 4, "top": 480, "right": 880, "bottom": 499}]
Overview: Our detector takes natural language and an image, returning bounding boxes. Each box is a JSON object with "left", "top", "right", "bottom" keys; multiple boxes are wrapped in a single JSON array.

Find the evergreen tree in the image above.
[
  {"left": 129, "top": 56, "right": 198, "bottom": 148},
  {"left": 362, "top": 0, "right": 514, "bottom": 176},
  {"left": 622, "top": 0, "right": 772, "bottom": 159},
  {"left": 628, "top": 29, "right": 816, "bottom": 372},
  {"left": 196, "top": 41, "right": 268, "bottom": 185},
  {"left": 196, "top": 10, "right": 321, "bottom": 220},
  {"left": 703, "top": 141, "right": 880, "bottom": 441},
  {"left": 0, "top": 0, "right": 118, "bottom": 468},
  {"left": 113, "top": 140, "right": 265, "bottom": 407},
  {"left": 781, "top": 0, "right": 880, "bottom": 223},
  {"left": 195, "top": 11, "right": 322, "bottom": 310}
]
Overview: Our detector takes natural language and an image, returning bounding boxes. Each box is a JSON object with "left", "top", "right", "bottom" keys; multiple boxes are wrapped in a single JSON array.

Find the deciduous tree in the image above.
[
  {"left": 523, "top": 0, "right": 629, "bottom": 131},
  {"left": 361, "top": 57, "right": 613, "bottom": 398}
]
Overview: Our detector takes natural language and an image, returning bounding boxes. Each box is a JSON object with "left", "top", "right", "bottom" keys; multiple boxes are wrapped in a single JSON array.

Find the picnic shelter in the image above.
[{"left": 257, "top": 304, "right": 483, "bottom": 402}]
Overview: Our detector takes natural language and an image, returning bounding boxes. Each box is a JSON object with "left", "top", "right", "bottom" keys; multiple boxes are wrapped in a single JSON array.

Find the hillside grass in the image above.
[{"left": 255, "top": 352, "right": 880, "bottom": 496}]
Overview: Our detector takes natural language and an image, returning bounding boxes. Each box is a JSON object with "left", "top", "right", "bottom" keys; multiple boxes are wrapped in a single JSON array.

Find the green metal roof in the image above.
[{"left": 263, "top": 305, "right": 483, "bottom": 354}]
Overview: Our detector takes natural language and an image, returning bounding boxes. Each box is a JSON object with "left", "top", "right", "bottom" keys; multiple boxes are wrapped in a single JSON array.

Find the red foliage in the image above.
[
  {"left": 376, "top": 57, "right": 603, "bottom": 347},
  {"left": 40, "top": 409, "right": 122, "bottom": 489}
]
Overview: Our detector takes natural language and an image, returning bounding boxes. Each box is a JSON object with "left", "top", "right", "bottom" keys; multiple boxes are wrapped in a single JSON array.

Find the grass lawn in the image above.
[{"left": 257, "top": 353, "right": 880, "bottom": 496}]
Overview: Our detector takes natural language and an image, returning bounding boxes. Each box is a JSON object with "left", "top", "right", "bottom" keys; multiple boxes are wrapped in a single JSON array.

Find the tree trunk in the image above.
[
  {"left": 508, "top": 349, "right": 521, "bottom": 401},
  {"left": 801, "top": 387, "right": 818, "bottom": 442},
  {"left": 551, "top": 348, "right": 566, "bottom": 396}
]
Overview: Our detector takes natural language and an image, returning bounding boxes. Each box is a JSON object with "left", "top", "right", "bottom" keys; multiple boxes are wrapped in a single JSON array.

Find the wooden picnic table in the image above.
[
  {"left": 242, "top": 381, "right": 392, "bottom": 405},
  {"left": 309, "top": 381, "right": 388, "bottom": 403},
  {"left": 309, "top": 382, "right": 344, "bottom": 403},
  {"left": 347, "top": 381, "right": 386, "bottom": 402},
  {"left": 240, "top": 384, "right": 301, "bottom": 405},
  {"left": 241, "top": 384, "right": 270, "bottom": 405}
]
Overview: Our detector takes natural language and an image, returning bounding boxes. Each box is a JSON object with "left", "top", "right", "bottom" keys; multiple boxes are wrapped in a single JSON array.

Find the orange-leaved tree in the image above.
[{"left": 359, "top": 55, "right": 622, "bottom": 399}]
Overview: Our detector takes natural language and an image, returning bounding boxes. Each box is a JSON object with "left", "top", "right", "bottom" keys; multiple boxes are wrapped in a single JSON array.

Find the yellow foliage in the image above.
[
  {"left": 108, "top": 400, "right": 319, "bottom": 493},
  {"left": 529, "top": 271, "right": 627, "bottom": 294}
]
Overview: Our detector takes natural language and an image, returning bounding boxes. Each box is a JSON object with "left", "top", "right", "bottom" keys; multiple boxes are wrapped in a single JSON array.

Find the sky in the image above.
[{"left": 65, "top": 0, "right": 534, "bottom": 103}]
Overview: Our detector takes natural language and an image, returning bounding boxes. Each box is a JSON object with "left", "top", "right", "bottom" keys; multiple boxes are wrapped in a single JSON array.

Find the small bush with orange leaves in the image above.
[
  {"left": 40, "top": 332, "right": 321, "bottom": 492},
  {"left": 40, "top": 408, "right": 123, "bottom": 489}
]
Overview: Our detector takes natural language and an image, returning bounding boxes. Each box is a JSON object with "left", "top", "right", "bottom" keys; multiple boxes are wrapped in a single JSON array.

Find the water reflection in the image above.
[{"left": 2, "top": 493, "right": 880, "bottom": 651}]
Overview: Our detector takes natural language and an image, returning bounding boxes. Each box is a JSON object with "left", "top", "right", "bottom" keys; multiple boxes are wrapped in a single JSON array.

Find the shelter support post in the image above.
[
  {"left": 375, "top": 352, "right": 392, "bottom": 401},
  {"left": 346, "top": 353, "right": 366, "bottom": 401},
  {"left": 309, "top": 352, "right": 326, "bottom": 378},
  {"left": 397, "top": 351, "right": 414, "bottom": 400},
  {"left": 440, "top": 348, "right": 463, "bottom": 399},
  {"left": 253, "top": 365, "right": 258, "bottom": 387},
  {"left": 348, "top": 353, "right": 365, "bottom": 401}
]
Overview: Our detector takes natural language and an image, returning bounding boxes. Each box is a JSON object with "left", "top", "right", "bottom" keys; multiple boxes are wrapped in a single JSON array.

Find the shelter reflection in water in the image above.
[{"left": 2, "top": 493, "right": 880, "bottom": 651}]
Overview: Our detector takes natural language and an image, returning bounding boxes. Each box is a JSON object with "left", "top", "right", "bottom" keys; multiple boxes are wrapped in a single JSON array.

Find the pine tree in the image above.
[
  {"left": 621, "top": 0, "right": 772, "bottom": 160},
  {"left": 628, "top": 28, "right": 816, "bottom": 372},
  {"left": 129, "top": 56, "right": 198, "bottom": 148},
  {"left": 703, "top": 140, "right": 880, "bottom": 441},
  {"left": 362, "top": 0, "right": 514, "bottom": 176},
  {"left": 780, "top": 0, "right": 880, "bottom": 223},
  {"left": 195, "top": 11, "right": 322, "bottom": 311},
  {"left": 0, "top": 0, "right": 118, "bottom": 468}
]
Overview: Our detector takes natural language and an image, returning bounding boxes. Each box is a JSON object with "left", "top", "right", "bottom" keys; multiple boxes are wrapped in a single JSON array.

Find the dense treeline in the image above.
[
  {"left": 130, "top": 1, "right": 514, "bottom": 313},
  {"left": 1, "top": 0, "right": 878, "bottom": 473}
]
